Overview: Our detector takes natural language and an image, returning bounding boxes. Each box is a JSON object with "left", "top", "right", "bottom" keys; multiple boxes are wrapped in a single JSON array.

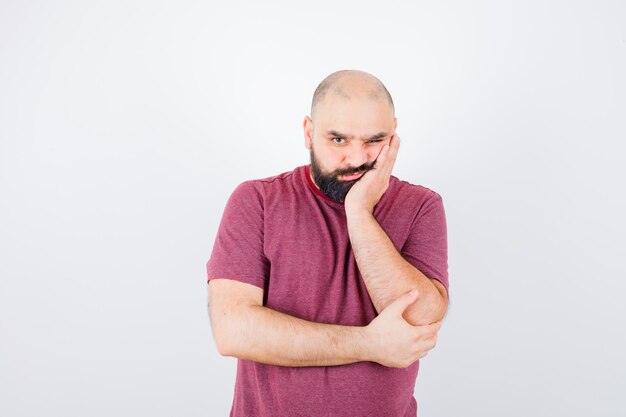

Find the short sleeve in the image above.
[
  {"left": 206, "top": 181, "right": 269, "bottom": 290},
  {"left": 401, "top": 192, "right": 449, "bottom": 290}
]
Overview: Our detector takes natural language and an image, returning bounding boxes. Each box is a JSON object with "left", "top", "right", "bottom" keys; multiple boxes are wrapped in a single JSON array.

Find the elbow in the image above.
[
  {"left": 404, "top": 309, "right": 441, "bottom": 326},
  {"left": 431, "top": 302, "right": 448, "bottom": 323},
  {"left": 430, "top": 293, "right": 449, "bottom": 323},
  {"left": 404, "top": 294, "right": 448, "bottom": 326},
  {"left": 421, "top": 280, "right": 449, "bottom": 324},
  {"left": 210, "top": 307, "right": 254, "bottom": 358},
  {"left": 209, "top": 313, "right": 240, "bottom": 357},
  {"left": 212, "top": 318, "right": 248, "bottom": 358},
  {"left": 213, "top": 330, "right": 236, "bottom": 357}
]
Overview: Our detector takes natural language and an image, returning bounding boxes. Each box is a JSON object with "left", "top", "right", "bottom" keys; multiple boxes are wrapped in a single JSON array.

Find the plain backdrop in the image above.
[{"left": 1, "top": 1, "right": 625, "bottom": 416}]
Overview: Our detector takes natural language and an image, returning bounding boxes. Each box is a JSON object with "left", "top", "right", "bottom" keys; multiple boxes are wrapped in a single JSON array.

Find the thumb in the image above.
[{"left": 386, "top": 289, "right": 419, "bottom": 317}]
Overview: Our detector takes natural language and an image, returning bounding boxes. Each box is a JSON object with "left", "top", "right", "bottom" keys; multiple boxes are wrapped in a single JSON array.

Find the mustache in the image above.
[{"left": 333, "top": 160, "right": 376, "bottom": 177}]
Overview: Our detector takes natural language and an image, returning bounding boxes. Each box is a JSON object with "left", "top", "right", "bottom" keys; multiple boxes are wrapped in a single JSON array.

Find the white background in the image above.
[{"left": 1, "top": 1, "right": 625, "bottom": 416}]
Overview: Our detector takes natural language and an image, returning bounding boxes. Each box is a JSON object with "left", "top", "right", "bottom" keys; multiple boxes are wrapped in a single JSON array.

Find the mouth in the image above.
[{"left": 339, "top": 171, "right": 365, "bottom": 181}]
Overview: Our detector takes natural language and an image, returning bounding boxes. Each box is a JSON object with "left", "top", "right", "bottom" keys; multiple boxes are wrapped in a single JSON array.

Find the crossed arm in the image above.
[
  {"left": 208, "top": 135, "right": 447, "bottom": 368},
  {"left": 208, "top": 209, "right": 447, "bottom": 368},
  {"left": 209, "top": 279, "right": 371, "bottom": 367},
  {"left": 342, "top": 134, "right": 448, "bottom": 326},
  {"left": 208, "top": 278, "right": 440, "bottom": 369},
  {"left": 346, "top": 207, "right": 448, "bottom": 326}
]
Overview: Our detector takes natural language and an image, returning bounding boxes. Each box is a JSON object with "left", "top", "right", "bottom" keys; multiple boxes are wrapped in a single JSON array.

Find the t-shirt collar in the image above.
[{"left": 303, "top": 165, "right": 345, "bottom": 206}]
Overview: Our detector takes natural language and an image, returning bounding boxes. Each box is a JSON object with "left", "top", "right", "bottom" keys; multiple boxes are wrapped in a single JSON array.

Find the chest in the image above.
[{"left": 261, "top": 195, "right": 414, "bottom": 325}]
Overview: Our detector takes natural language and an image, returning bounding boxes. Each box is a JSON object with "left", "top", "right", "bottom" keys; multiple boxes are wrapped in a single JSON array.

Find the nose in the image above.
[{"left": 344, "top": 144, "right": 371, "bottom": 170}]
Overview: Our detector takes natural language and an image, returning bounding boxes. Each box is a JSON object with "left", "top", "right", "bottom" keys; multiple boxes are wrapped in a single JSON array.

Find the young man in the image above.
[{"left": 206, "top": 69, "right": 449, "bottom": 417}]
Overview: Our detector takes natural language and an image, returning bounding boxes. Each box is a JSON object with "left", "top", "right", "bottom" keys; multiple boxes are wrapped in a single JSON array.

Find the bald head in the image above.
[{"left": 310, "top": 70, "right": 395, "bottom": 122}]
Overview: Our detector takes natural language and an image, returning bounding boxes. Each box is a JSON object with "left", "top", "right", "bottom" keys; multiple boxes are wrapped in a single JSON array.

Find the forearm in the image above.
[
  {"left": 346, "top": 208, "right": 446, "bottom": 325},
  {"left": 217, "top": 304, "right": 370, "bottom": 367}
]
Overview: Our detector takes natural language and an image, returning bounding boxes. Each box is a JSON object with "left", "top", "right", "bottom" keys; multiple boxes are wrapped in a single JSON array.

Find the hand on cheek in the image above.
[{"left": 345, "top": 134, "right": 400, "bottom": 214}]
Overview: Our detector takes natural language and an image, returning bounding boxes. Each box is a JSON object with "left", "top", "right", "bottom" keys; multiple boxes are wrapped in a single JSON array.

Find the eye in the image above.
[
  {"left": 367, "top": 139, "right": 383, "bottom": 144},
  {"left": 331, "top": 137, "right": 345, "bottom": 144}
]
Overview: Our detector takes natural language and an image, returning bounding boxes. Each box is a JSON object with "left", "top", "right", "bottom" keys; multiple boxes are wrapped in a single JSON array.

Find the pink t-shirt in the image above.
[{"left": 206, "top": 164, "right": 448, "bottom": 417}]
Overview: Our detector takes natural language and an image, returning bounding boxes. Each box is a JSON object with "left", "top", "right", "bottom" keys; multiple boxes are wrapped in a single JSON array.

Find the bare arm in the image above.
[
  {"left": 346, "top": 208, "right": 448, "bottom": 326},
  {"left": 208, "top": 278, "right": 439, "bottom": 368},
  {"left": 343, "top": 134, "right": 448, "bottom": 326}
]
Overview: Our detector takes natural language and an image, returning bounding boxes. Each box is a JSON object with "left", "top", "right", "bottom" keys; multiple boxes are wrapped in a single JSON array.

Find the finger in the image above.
[
  {"left": 389, "top": 135, "right": 400, "bottom": 159},
  {"left": 383, "top": 135, "right": 400, "bottom": 174},
  {"left": 392, "top": 134, "right": 401, "bottom": 148},
  {"left": 373, "top": 143, "right": 390, "bottom": 169},
  {"left": 384, "top": 289, "right": 419, "bottom": 317},
  {"left": 428, "top": 321, "right": 443, "bottom": 333},
  {"left": 375, "top": 133, "right": 398, "bottom": 165},
  {"left": 389, "top": 133, "right": 400, "bottom": 151},
  {"left": 373, "top": 135, "right": 398, "bottom": 177},
  {"left": 412, "top": 320, "right": 442, "bottom": 335}
]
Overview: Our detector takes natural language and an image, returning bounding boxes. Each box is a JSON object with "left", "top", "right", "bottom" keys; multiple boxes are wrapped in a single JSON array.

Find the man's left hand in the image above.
[{"left": 344, "top": 134, "right": 400, "bottom": 215}]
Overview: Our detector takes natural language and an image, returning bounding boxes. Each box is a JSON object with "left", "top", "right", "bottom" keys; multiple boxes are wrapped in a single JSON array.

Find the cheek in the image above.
[
  {"left": 369, "top": 144, "right": 385, "bottom": 161},
  {"left": 316, "top": 146, "right": 343, "bottom": 166}
]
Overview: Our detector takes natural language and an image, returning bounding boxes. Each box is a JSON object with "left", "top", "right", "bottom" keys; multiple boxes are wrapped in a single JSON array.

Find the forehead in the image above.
[{"left": 314, "top": 95, "right": 394, "bottom": 135}]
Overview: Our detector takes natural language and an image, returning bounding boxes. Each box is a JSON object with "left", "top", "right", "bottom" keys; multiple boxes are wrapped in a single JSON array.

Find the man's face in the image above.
[
  {"left": 304, "top": 94, "right": 397, "bottom": 203},
  {"left": 309, "top": 145, "right": 376, "bottom": 202}
]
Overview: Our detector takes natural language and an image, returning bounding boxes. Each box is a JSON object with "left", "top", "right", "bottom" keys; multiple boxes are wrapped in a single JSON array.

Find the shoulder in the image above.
[
  {"left": 252, "top": 167, "right": 300, "bottom": 189},
  {"left": 387, "top": 175, "right": 444, "bottom": 210},
  {"left": 229, "top": 166, "right": 303, "bottom": 202}
]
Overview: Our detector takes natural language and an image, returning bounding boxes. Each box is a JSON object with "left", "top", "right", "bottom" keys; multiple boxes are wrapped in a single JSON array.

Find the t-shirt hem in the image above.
[{"left": 206, "top": 274, "right": 266, "bottom": 291}]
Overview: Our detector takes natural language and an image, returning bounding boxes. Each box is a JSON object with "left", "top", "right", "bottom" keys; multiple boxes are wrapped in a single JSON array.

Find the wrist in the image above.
[
  {"left": 352, "top": 325, "right": 375, "bottom": 363},
  {"left": 345, "top": 205, "right": 374, "bottom": 219}
]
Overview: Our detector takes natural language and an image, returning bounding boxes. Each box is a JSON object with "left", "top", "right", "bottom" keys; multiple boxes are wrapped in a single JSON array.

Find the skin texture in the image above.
[
  {"left": 209, "top": 279, "right": 440, "bottom": 368},
  {"left": 208, "top": 70, "right": 446, "bottom": 368},
  {"left": 302, "top": 70, "right": 448, "bottom": 325}
]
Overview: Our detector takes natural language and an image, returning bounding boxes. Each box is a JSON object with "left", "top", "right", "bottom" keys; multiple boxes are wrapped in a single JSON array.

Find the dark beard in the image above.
[{"left": 309, "top": 148, "right": 376, "bottom": 203}]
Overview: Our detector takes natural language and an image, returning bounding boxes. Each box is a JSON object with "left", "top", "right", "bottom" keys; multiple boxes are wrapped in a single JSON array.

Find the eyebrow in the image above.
[{"left": 326, "top": 130, "right": 388, "bottom": 141}]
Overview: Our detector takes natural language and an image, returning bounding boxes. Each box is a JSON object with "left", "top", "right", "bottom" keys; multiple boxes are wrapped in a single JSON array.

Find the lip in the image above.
[{"left": 340, "top": 172, "right": 365, "bottom": 181}]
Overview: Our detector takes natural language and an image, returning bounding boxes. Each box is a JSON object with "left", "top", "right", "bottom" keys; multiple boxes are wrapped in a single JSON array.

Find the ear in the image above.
[
  {"left": 303, "top": 116, "right": 313, "bottom": 150},
  {"left": 394, "top": 117, "right": 398, "bottom": 131}
]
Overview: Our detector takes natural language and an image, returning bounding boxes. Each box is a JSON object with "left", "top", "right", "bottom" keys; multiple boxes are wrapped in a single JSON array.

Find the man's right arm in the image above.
[{"left": 208, "top": 278, "right": 441, "bottom": 368}]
